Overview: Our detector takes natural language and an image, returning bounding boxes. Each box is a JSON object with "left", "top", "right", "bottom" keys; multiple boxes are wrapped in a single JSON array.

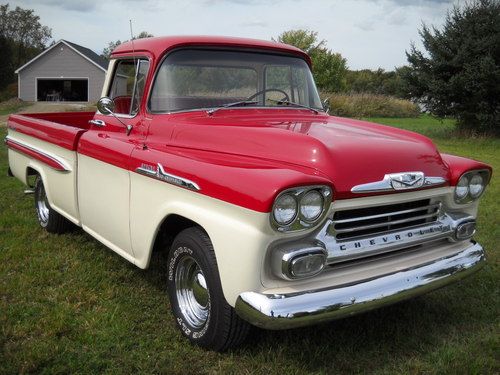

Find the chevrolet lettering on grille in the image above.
[{"left": 328, "top": 222, "right": 452, "bottom": 253}]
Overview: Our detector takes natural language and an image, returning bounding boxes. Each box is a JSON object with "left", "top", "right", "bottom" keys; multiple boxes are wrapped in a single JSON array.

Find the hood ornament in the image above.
[
  {"left": 351, "top": 172, "right": 446, "bottom": 193},
  {"left": 389, "top": 172, "right": 424, "bottom": 190}
]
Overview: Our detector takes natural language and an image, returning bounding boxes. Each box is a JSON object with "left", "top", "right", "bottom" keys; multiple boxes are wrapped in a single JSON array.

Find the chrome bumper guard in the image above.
[{"left": 235, "top": 241, "right": 485, "bottom": 330}]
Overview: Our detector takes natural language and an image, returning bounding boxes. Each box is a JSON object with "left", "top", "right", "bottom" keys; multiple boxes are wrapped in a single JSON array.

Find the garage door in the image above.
[{"left": 37, "top": 78, "right": 88, "bottom": 102}]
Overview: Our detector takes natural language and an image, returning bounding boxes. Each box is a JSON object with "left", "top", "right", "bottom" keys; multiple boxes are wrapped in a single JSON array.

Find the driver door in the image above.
[{"left": 77, "top": 58, "right": 150, "bottom": 261}]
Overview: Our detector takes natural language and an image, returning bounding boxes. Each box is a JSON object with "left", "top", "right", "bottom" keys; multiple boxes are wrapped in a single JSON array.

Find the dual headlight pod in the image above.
[
  {"left": 271, "top": 186, "right": 332, "bottom": 232},
  {"left": 454, "top": 170, "right": 490, "bottom": 203}
]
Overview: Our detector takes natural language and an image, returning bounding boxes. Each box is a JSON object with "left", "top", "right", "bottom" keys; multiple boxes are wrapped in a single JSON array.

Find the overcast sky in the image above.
[{"left": 11, "top": 0, "right": 460, "bottom": 70}]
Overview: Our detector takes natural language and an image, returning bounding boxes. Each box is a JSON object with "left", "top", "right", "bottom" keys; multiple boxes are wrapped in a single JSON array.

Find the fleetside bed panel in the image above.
[{"left": 7, "top": 112, "right": 93, "bottom": 150}]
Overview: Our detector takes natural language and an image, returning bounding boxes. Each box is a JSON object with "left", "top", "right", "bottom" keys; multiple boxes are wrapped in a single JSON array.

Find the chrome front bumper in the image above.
[{"left": 235, "top": 241, "right": 485, "bottom": 330}]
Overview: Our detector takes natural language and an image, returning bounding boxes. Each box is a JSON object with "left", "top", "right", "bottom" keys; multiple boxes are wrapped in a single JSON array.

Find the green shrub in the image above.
[
  {"left": 0, "top": 82, "right": 18, "bottom": 102},
  {"left": 322, "top": 92, "right": 420, "bottom": 118}
]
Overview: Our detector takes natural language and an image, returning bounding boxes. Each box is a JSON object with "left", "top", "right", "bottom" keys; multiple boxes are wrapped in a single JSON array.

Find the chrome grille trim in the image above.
[
  {"left": 317, "top": 211, "right": 474, "bottom": 265},
  {"left": 334, "top": 211, "right": 440, "bottom": 234},
  {"left": 331, "top": 199, "right": 440, "bottom": 241},
  {"left": 332, "top": 202, "right": 441, "bottom": 225}
]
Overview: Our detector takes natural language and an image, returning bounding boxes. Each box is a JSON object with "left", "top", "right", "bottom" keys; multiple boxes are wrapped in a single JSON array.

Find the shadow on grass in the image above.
[{"left": 140, "top": 240, "right": 481, "bottom": 373}]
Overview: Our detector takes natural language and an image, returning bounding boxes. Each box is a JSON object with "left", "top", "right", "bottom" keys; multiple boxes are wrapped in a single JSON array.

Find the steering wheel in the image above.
[{"left": 246, "top": 88, "right": 290, "bottom": 103}]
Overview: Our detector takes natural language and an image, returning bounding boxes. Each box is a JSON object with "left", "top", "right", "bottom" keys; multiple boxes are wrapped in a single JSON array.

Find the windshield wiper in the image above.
[
  {"left": 206, "top": 100, "right": 258, "bottom": 115},
  {"left": 267, "top": 98, "right": 320, "bottom": 114}
]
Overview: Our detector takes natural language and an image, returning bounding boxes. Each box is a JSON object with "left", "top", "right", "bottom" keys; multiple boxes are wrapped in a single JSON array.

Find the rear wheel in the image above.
[
  {"left": 34, "top": 175, "right": 72, "bottom": 233},
  {"left": 167, "top": 227, "right": 250, "bottom": 351}
]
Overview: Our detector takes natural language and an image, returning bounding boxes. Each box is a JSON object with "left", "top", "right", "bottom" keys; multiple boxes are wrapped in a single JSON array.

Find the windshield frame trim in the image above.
[
  {"left": 150, "top": 106, "right": 325, "bottom": 116},
  {"left": 146, "top": 46, "right": 321, "bottom": 116}
]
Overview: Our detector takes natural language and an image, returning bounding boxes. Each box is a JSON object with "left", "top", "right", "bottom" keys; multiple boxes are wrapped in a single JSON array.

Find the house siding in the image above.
[{"left": 18, "top": 42, "right": 106, "bottom": 102}]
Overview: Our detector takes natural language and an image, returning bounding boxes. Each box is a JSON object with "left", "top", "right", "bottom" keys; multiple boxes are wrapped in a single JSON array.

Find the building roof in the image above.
[
  {"left": 112, "top": 35, "right": 312, "bottom": 66},
  {"left": 15, "top": 39, "right": 108, "bottom": 74},
  {"left": 64, "top": 40, "right": 108, "bottom": 70}
]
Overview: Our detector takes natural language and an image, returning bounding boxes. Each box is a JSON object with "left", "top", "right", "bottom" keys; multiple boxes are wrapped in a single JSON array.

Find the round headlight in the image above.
[
  {"left": 300, "top": 190, "right": 324, "bottom": 221},
  {"left": 469, "top": 174, "right": 485, "bottom": 198},
  {"left": 455, "top": 175, "right": 469, "bottom": 201},
  {"left": 273, "top": 194, "right": 297, "bottom": 225}
]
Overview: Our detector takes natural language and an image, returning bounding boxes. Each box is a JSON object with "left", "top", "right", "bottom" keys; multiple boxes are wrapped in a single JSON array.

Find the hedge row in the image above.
[{"left": 323, "top": 93, "right": 420, "bottom": 118}]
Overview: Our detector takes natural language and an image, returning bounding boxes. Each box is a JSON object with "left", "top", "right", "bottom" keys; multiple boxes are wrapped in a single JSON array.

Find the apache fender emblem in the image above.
[
  {"left": 351, "top": 171, "right": 446, "bottom": 193},
  {"left": 136, "top": 163, "right": 200, "bottom": 191}
]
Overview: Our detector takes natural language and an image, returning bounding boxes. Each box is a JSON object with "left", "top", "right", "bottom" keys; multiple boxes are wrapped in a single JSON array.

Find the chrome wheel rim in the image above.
[
  {"left": 36, "top": 182, "right": 50, "bottom": 224},
  {"left": 175, "top": 255, "right": 209, "bottom": 328}
]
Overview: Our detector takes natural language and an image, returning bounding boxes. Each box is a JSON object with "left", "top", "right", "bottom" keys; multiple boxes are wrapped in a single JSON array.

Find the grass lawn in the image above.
[
  {"left": 0, "top": 114, "right": 498, "bottom": 374},
  {"left": 0, "top": 100, "right": 30, "bottom": 117}
]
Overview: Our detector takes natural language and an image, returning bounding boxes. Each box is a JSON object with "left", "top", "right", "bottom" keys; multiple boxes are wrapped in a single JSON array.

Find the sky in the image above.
[{"left": 10, "top": 0, "right": 459, "bottom": 70}]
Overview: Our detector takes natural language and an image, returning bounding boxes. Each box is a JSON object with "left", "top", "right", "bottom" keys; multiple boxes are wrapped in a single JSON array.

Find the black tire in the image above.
[
  {"left": 34, "top": 175, "right": 72, "bottom": 233},
  {"left": 167, "top": 227, "right": 250, "bottom": 351}
]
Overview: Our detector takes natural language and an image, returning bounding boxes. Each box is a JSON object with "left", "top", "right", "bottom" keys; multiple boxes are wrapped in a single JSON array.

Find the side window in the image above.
[{"left": 108, "top": 59, "right": 149, "bottom": 116}]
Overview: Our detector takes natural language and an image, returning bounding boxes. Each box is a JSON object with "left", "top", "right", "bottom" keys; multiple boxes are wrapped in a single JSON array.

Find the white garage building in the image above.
[{"left": 16, "top": 40, "right": 108, "bottom": 103}]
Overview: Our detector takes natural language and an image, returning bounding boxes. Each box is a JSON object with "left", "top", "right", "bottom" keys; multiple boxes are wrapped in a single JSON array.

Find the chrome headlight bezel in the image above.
[
  {"left": 454, "top": 169, "right": 490, "bottom": 204},
  {"left": 272, "top": 193, "right": 298, "bottom": 226},
  {"left": 271, "top": 185, "right": 332, "bottom": 232}
]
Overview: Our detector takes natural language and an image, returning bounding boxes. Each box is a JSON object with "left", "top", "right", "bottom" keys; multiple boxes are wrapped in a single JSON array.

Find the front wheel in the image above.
[
  {"left": 167, "top": 227, "right": 250, "bottom": 351},
  {"left": 34, "top": 175, "right": 72, "bottom": 233}
]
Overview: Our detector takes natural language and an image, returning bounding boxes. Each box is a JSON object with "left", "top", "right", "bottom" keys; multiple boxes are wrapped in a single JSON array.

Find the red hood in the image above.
[{"left": 159, "top": 109, "right": 449, "bottom": 199}]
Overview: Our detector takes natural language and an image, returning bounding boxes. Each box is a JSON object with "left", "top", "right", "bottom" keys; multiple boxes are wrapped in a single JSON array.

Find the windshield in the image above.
[{"left": 149, "top": 49, "right": 323, "bottom": 113}]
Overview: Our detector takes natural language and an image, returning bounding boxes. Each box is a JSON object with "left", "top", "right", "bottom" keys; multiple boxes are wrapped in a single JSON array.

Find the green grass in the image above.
[
  {"left": 0, "top": 115, "right": 498, "bottom": 374},
  {"left": 0, "top": 100, "right": 29, "bottom": 117}
]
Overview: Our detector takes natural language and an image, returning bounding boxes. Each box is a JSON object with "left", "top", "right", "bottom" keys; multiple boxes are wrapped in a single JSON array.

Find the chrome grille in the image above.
[{"left": 332, "top": 199, "right": 441, "bottom": 241}]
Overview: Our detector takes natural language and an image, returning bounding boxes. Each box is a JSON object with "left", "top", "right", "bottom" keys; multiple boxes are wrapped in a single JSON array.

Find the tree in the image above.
[
  {"left": 404, "top": 0, "right": 500, "bottom": 135},
  {"left": 0, "top": 35, "right": 13, "bottom": 90},
  {"left": 274, "top": 29, "right": 347, "bottom": 92},
  {"left": 0, "top": 3, "right": 52, "bottom": 91},
  {"left": 344, "top": 67, "right": 409, "bottom": 98},
  {"left": 101, "top": 31, "right": 154, "bottom": 59},
  {"left": 0, "top": 4, "right": 52, "bottom": 67}
]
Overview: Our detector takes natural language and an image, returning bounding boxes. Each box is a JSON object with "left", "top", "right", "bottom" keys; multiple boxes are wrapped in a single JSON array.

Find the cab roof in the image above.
[{"left": 111, "top": 35, "right": 312, "bottom": 66}]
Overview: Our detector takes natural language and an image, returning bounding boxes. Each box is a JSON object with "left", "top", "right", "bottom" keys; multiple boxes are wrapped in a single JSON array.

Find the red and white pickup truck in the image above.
[{"left": 6, "top": 36, "right": 492, "bottom": 351}]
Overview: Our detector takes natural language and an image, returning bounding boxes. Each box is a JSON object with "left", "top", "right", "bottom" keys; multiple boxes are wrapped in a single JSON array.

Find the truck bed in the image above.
[{"left": 7, "top": 111, "right": 94, "bottom": 150}]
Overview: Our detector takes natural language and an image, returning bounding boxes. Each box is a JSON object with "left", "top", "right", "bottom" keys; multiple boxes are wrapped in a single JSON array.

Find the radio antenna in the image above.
[{"left": 129, "top": 19, "right": 136, "bottom": 57}]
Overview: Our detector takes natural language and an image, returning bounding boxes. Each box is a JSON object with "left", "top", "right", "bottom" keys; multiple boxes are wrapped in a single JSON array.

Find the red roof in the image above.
[{"left": 111, "top": 35, "right": 311, "bottom": 65}]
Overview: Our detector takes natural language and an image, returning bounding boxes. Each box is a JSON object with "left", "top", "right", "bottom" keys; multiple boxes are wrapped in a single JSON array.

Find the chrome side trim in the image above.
[
  {"left": 352, "top": 173, "right": 447, "bottom": 193},
  {"left": 235, "top": 241, "right": 485, "bottom": 330},
  {"left": 5, "top": 136, "right": 72, "bottom": 172},
  {"left": 136, "top": 163, "right": 200, "bottom": 191}
]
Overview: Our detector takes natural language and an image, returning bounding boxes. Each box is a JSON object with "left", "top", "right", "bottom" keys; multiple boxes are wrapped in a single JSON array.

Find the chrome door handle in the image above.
[{"left": 89, "top": 119, "right": 106, "bottom": 127}]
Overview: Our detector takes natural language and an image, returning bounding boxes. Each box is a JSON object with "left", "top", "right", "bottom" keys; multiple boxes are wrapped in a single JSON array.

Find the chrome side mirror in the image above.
[
  {"left": 97, "top": 97, "right": 116, "bottom": 115},
  {"left": 96, "top": 96, "right": 132, "bottom": 136},
  {"left": 322, "top": 97, "right": 331, "bottom": 114}
]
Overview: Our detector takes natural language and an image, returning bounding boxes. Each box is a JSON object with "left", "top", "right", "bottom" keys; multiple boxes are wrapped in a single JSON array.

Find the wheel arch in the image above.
[
  {"left": 147, "top": 213, "right": 208, "bottom": 266},
  {"left": 26, "top": 166, "right": 40, "bottom": 187},
  {"left": 24, "top": 164, "right": 51, "bottom": 199}
]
